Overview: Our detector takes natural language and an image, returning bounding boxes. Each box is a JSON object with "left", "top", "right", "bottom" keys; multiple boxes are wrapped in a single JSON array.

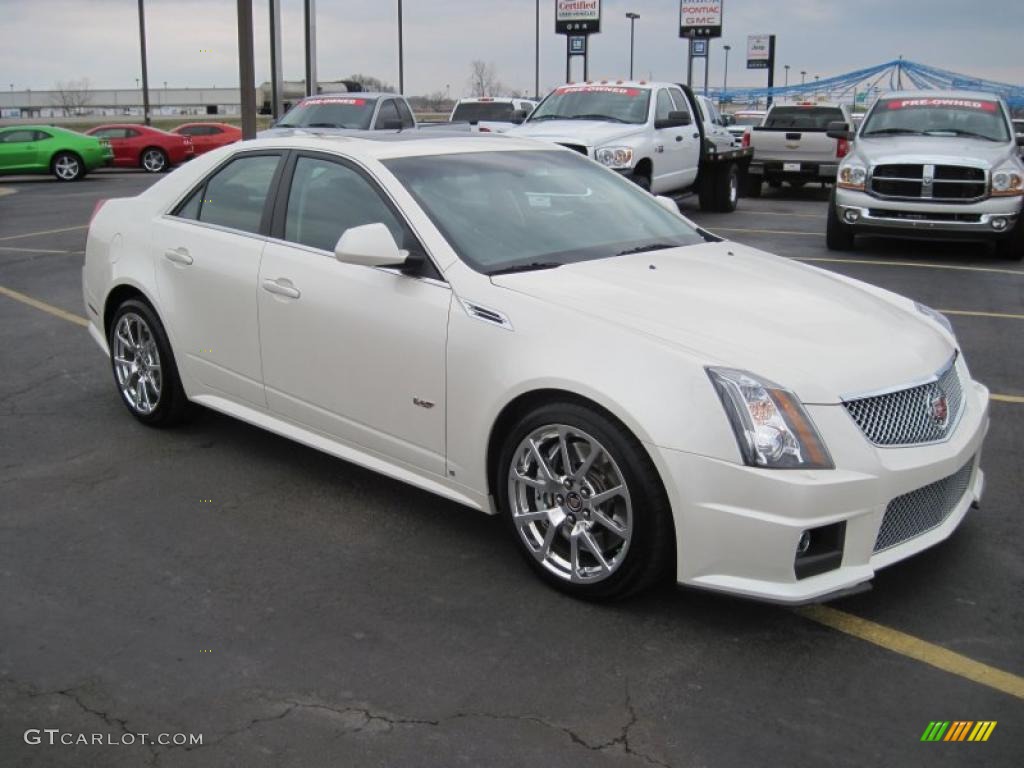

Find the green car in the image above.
[{"left": 0, "top": 125, "right": 113, "bottom": 181}]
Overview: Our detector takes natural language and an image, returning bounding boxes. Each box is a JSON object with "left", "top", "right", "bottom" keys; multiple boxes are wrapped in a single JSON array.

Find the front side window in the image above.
[
  {"left": 395, "top": 100, "right": 415, "bottom": 128},
  {"left": 384, "top": 150, "right": 705, "bottom": 274},
  {"left": 529, "top": 85, "right": 651, "bottom": 125},
  {"left": 668, "top": 89, "right": 691, "bottom": 121},
  {"left": 284, "top": 156, "right": 414, "bottom": 253},
  {"left": 861, "top": 97, "right": 1010, "bottom": 141},
  {"left": 375, "top": 99, "right": 400, "bottom": 129},
  {"left": 655, "top": 90, "right": 675, "bottom": 122},
  {"left": 175, "top": 154, "right": 280, "bottom": 234}
]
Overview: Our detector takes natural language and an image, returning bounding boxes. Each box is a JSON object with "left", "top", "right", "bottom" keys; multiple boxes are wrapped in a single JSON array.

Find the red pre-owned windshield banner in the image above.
[
  {"left": 554, "top": 86, "right": 641, "bottom": 96},
  {"left": 302, "top": 98, "right": 367, "bottom": 106},
  {"left": 886, "top": 98, "right": 997, "bottom": 112}
]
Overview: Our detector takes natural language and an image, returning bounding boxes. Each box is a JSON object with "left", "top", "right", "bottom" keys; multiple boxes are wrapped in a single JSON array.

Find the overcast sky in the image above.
[{"left": 2, "top": 0, "right": 1022, "bottom": 95}]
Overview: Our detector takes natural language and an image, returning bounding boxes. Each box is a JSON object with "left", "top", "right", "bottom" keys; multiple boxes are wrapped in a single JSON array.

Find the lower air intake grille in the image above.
[{"left": 873, "top": 457, "right": 975, "bottom": 552}]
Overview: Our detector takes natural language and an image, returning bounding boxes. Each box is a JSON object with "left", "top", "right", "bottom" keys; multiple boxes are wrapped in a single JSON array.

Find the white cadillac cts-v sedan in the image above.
[{"left": 83, "top": 134, "right": 989, "bottom": 602}]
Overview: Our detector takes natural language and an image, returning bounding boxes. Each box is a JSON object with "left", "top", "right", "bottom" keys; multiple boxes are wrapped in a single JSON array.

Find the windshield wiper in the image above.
[
  {"left": 568, "top": 114, "right": 628, "bottom": 123},
  {"left": 526, "top": 115, "right": 561, "bottom": 121},
  {"left": 927, "top": 129, "right": 999, "bottom": 141},
  {"left": 488, "top": 261, "right": 563, "bottom": 275},
  {"left": 861, "top": 128, "right": 924, "bottom": 136},
  {"left": 305, "top": 122, "right": 344, "bottom": 128},
  {"left": 615, "top": 243, "right": 678, "bottom": 256}
]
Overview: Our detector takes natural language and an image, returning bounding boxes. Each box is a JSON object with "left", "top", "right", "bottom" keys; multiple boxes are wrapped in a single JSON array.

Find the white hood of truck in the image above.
[
  {"left": 508, "top": 119, "right": 645, "bottom": 148},
  {"left": 491, "top": 242, "right": 954, "bottom": 404},
  {"left": 853, "top": 135, "right": 1019, "bottom": 169}
]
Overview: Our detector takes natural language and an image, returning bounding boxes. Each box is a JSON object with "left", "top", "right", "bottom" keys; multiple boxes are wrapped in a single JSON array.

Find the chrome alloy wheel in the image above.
[
  {"left": 142, "top": 149, "right": 166, "bottom": 172},
  {"left": 54, "top": 155, "right": 80, "bottom": 180},
  {"left": 508, "top": 425, "right": 633, "bottom": 584},
  {"left": 113, "top": 313, "right": 162, "bottom": 415}
]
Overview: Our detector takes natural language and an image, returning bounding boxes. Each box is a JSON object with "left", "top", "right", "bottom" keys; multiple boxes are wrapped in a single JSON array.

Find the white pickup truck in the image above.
[
  {"left": 828, "top": 91, "right": 1024, "bottom": 259},
  {"left": 744, "top": 102, "right": 853, "bottom": 195},
  {"left": 507, "top": 81, "right": 752, "bottom": 212},
  {"left": 449, "top": 97, "right": 537, "bottom": 133}
]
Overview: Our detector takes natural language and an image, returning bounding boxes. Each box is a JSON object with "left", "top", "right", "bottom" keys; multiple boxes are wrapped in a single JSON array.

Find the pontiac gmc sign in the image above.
[
  {"left": 679, "top": 1, "right": 723, "bottom": 39},
  {"left": 556, "top": 0, "right": 601, "bottom": 34}
]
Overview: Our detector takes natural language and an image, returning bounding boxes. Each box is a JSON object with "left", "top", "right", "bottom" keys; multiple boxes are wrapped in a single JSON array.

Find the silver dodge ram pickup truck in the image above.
[{"left": 827, "top": 91, "right": 1024, "bottom": 259}]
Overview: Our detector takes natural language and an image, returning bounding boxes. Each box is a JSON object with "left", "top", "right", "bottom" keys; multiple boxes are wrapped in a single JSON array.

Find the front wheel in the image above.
[
  {"left": 108, "top": 299, "right": 188, "bottom": 426},
  {"left": 994, "top": 218, "right": 1024, "bottom": 261},
  {"left": 826, "top": 191, "right": 856, "bottom": 251},
  {"left": 498, "top": 402, "right": 674, "bottom": 600},
  {"left": 140, "top": 147, "right": 168, "bottom": 173}
]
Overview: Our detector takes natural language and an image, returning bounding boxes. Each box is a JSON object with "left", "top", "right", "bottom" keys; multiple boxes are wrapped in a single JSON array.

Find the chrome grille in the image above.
[
  {"left": 843, "top": 356, "right": 964, "bottom": 446},
  {"left": 869, "top": 164, "right": 986, "bottom": 201},
  {"left": 874, "top": 457, "right": 975, "bottom": 552}
]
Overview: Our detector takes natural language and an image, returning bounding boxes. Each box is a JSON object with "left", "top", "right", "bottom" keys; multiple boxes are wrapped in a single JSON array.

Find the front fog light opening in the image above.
[
  {"left": 990, "top": 217, "right": 1008, "bottom": 232},
  {"left": 843, "top": 209, "right": 860, "bottom": 224},
  {"left": 794, "top": 521, "right": 846, "bottom": 580}
]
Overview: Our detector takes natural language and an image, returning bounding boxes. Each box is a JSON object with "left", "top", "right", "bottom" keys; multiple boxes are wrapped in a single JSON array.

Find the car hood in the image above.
[
  {"left": 490, "top": 241, "right": 953, "bottom": 404},
  {"left": 508, "top": 119, "right": 645, "bottom": 147},
  {"left": 852, "top": 135, "right": 1019, "bottom": 168}
]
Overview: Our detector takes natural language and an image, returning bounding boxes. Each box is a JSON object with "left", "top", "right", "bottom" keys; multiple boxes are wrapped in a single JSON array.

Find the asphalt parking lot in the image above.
[{"left": 1, "top": 170, "right": 1021, "bottom": 767}]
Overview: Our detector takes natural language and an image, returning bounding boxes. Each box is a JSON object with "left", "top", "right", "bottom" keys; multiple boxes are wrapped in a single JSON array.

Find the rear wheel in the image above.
[
  {"left": 108, "top": 299, "right": 188, "bottom": 426},
  {"left": 140, "top": 147, "right": 168, "bottom": 173},
  {"left": 826, "top": 190, "right": 856, "bottom": 251},
  {"left": 51, "top": 152, "right": 83, "bottom": 181},
  {"left": 497, "top": 402, "right": 674, "bottom": 600},
  {"left": 994, "top": 218, "right": 1024, "bottom": 261}
]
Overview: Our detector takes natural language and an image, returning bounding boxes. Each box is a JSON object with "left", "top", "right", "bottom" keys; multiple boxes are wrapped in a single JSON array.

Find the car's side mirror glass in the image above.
[
  {"left": 655, "top": 111, "right": 691, "bottom": 130},
  {"left": 826, "top": 120, "right": 852, "bottom": 141},
  {"left": 511, "top": 109, "right": 530, "bottom": 124},
  {"left": 334, "top": 223, "right": 408, "bottom": 268}
]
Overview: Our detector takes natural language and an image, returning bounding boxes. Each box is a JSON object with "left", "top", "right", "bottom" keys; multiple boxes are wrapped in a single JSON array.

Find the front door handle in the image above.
[
  {"left": 163, "top": 247, "right": 193, "bottom": 265},
  {"left": 262, "top": 278, "right": 301, "bottom": 299},
  {"left": 676, "top": 135, "right": 683, "bottom": 142},
  {"left": 692, "top": 132, "right": 700, "bottom": 139}
]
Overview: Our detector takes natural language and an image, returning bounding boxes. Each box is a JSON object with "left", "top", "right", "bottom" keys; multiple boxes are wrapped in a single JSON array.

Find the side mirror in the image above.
[
  {"left": 511, "top": 109, "right": 530, "bottom": 124},
  {"left": 826, "top": 120, "right": 853, "bottom": 141},
  {"left": 655, "top": 110, "right": 691, "bottom": 129},
  {"left": 722, "top": 114, "right": 736, "bottom": 126},
  {"left": 334, "top": 223, "right": 407, "bottom": 268},
  {"left": 377, "top": 117, "right": 402, "bottom": 130}
]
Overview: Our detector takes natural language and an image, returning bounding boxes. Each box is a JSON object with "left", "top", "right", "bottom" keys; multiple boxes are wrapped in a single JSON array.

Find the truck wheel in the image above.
[
  {"left": 631, "top": 171, "right": 651, "bottom": 192},
  {"left": 711, "top": 163, "right": 739, "bottom": 212},
  {"left": 994, "top": 218, "right": 1024, "bottom": 261},
  {"left": 789, "top": 180, "right": 807, "bottom": 189},
  {"left": 742, "top": 175, "right": 762, "bottom": 198},
  {"left": 826, "top": 191, "right": 855, "bottom": 251},
  {"left": 767, "top": 179, "right": 782, "bottom": 189}
]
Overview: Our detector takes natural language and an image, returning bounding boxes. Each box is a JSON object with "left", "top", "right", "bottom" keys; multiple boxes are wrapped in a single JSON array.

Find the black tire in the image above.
[
  {"left": 826, "top": 190, "right": 856, "bottom": 251},
  {"left": 51, "top": 151, "right": 84, "bottom": 182},
  {"left": 788, "top": 180, "right": 807, "bottom": 189},
  {"left": 767, "top": 179, "right": 782, "bottom": 189},
  {"left": 108, "top": 299, "right": 189, "bottom": 426},
  {"left": 713, "top": 162, "right": 739, "bottom": 212},
  {"left": 140, "top": 147, "right": 168, "bottom": 173},
  {"left": 496, "top": 401, "right": 675, "bottom": 600},
  {"left": 630, "top": 170, "right": 651, "bottom": 192},
  {"left": 742, "top": 174, "right": 762, "bottom": 197},
  {"left": 994, "top": 218, "right": 1024, "bottom": 261}
]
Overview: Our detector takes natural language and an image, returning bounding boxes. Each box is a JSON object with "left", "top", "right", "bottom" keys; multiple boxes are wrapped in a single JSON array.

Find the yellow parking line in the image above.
[
  {"left": 0, "top": 284, "right": 88, "bottom": 327},
  {"left": 940, "top": 309, "right": 1024, "bottom": 320},
  {"left": 797, "top": 605, "right": 1024, "bottom": 701},
  {"left": 0, "top": 224, "right": 88, "bottom": 242},
  {"left": 795, "top": 256, "right": 1024, "bottom": 276},
  {"left": 991, "top": 394, "right": 1024, "bottom": 404}
]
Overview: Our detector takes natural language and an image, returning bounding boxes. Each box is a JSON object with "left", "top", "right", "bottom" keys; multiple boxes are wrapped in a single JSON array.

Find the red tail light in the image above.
[
  {"left": 741, "top": 130, "right": 751, "bottom": 148},
  {"left": 90, "top": 199, "right": 108, "bottom": 225},
  {"left": 479, "top": 126, "right": 492, "bottom": 132},
  {"left": 836, "top": 137, "right": 849, "bottom": 158}
]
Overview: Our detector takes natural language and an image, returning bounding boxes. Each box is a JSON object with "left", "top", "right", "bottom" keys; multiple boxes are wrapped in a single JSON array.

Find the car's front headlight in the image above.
[
  {"left": 990, "top": 164, "right": 1023, "bottom": 196},
  {"left": 707, "top": 368, "right": 834, "bottom": 470},
  {"left": 595, "top": 146, "right": 634, "bottom": 169},
  {"left": 837, "top": 162, "right": 867, "bottom": 191},
  {"left": 914, "top": 301, "right": 955, "bottom": 336}
]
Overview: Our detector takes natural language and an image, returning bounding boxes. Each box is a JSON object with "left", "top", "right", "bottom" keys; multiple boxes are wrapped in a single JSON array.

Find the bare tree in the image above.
[
  {"left": 52, "top": 78, "right": 93, "bottom": 116},
  {"left": 347, "top": 73, "right": 394, "bottom": 93},
  {"left": 467, "top": 61, "right": 501, "bottom": 97}
]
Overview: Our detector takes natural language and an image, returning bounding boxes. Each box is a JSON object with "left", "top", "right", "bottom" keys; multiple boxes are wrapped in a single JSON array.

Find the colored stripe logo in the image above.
[{"left": 921, "top": 721, "right": 997, "bottom": 742}]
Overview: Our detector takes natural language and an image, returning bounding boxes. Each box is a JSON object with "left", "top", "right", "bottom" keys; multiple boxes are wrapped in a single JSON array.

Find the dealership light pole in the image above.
[
  {"left": 535, "top": 0, "right": 540, "bottom": 99},
  {"left": 800, "top": 70, "right": 806, "bottom": 85},
  {"left": 236, "top": 0, "right": 257, "bottom": 138},
  {"left": 269, "top": 0, "right": 284, "bottom": 118},
  {"left": 721, "top": 45, "right": 730, "bottom": 105},
  {"left": 784, "top": 64, "right": 790, "bottom": 86},
  {"left": 626, "top": 12, "right": 640, "bottom": 80},
  {"left": 303, "top": 0, "right": 317, "bottom": 97},
  {"left": 136, "top": 0, "right": 151, "bottom": 125},
  {"left": 397, "top": 0, "right": 404, "bottom": 93}
]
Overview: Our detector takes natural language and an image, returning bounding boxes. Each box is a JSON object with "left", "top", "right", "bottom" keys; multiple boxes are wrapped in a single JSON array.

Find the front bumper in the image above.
[
  {"left": 651, "top": 367, "right": 990, "bottom": 603},
  {"left": 835, "top": 187, "right": 1022, "bottom": 238}
]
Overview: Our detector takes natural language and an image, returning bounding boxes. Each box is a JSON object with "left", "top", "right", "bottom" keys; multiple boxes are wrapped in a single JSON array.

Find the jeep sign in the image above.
[
  {"left": 747, "top": 34, "right": 771, "bottom": 69},
  {"left": 556, "top": 0, "right": 601, "bottom": 34},
  {"left": 679, "top": 1, "right": 723, "bottom": 39}
]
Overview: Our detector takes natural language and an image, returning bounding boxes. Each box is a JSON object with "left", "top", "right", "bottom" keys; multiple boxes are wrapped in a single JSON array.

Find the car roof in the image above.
[{"left": 222, "top": 132, "right": 562, "bottom": 161}]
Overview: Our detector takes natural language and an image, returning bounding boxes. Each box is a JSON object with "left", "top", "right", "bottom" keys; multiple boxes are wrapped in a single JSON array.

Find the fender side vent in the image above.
[{"left": 460, "top": 299, "right": 513, "bottom": 331}]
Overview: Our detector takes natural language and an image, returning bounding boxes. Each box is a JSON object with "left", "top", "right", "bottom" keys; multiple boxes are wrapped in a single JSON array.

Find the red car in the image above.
[
  {"left": 85, "top": 124, "right": 193, "bottom": 173},
  {"left": 170, "top": 122, "right": 242, "bottom": 156}
]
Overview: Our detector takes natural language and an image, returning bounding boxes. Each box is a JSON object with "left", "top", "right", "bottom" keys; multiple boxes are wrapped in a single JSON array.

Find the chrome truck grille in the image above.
[
  {"left": 869, "top": 164, "right": 987, "bottom": 202},
  {"left": 843, "top": 355, "right": 964, "bottom": 447},
  {"left": 874, "top": 457, "right": 975, "bottom": 552}
]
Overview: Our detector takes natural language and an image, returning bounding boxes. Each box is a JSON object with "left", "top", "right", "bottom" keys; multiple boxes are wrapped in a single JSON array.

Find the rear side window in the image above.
[
  {"left": 175, "top": 154, "right": 280, "bottom": 234},
  {"left": 763, "top": 107, "right": 844, "bottom": 131},
  {"left": 283, "top": 155, "right": 415, "bottom": 253},
  {"left": 0, "top": 130, "right": 39, "bottom": 143},
  {"left": 395, "top": 100, "right": 415, "bottom": 128},
  {"left": 376, "top": 99, "right": 400, "bottom": 129}
]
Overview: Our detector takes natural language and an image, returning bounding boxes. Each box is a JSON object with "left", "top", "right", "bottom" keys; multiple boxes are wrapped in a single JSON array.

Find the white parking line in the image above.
[
  {"left": 940, "top": 309, "right": 1024, "bottom": 320},
  {"left": 0, "top": 224, "right": 88, "bottom": 242},
  {"left": 0, "top": 245, "right": 70, "bottom": 254}
]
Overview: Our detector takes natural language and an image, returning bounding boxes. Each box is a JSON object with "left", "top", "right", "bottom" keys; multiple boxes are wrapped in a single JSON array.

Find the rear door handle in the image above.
[
  {"left": 163, "top": 247, "right": 193, "bottom": 265},
  {"left": 262, "top": 278, "right": 301, "bottom": 299}
]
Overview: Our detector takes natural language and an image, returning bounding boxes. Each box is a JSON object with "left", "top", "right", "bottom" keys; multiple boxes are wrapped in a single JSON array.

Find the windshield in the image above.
[
  {"left": 861, "top": 97, "right": 1010, "bottom": 141},
  {"left": 383, "top": 150, "right": 704, "bottom": 274},
  {"left": 529, "top": 85, "right": 650, "bottom": 125},
  {"left": 763, "top": 107, "right": 845, "bottom": 131},
  {"left": 276, "top": 96, "right": 377, "bottom": 129},
  {"left": 452, "top": 102, "right": 516, "bottom": 124}
]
